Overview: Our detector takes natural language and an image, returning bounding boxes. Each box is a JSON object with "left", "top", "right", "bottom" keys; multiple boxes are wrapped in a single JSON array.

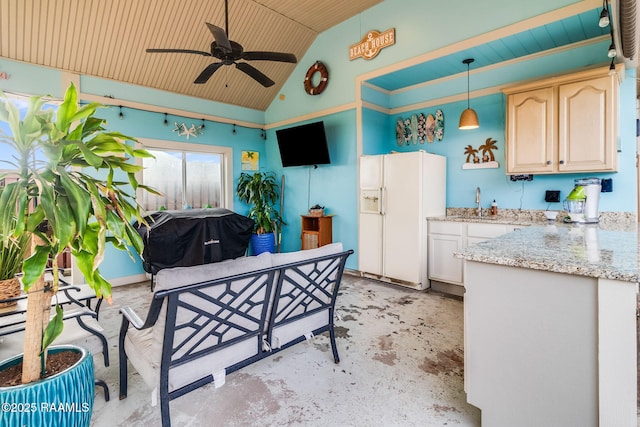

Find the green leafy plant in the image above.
[
  {"left": 235, "top": 171, "right": 284, "bottom": 234},
  {"left": 0, "top": 83, "right": 158, "bottom": 383},
  {"left": 0, "top": 221, "right": 29, "bottom": 282}
]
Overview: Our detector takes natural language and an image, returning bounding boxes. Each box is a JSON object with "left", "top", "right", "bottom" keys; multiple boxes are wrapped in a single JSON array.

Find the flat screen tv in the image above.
[{"left": 276, "top": 121, "right": 330, "bottom": 167}]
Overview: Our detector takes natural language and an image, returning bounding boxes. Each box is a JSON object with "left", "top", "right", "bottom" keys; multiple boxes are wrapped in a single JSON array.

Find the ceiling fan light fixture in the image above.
[
  {"left": 145, "top": 0, "right": 296, "bottom": 88},
  {"left": 459, "top": 58, "right": 479, "bottom": 130}
]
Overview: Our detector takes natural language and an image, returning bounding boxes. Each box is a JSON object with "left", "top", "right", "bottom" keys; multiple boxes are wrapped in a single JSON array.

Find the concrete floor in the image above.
[{"left": 90, "top": 274, "right": 481, "bottom": 426}]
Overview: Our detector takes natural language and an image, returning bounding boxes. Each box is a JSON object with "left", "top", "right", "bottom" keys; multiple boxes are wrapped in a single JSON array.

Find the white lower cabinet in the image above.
[
  {"left": 428, "top": 220, "right": 526, "bottom": 288},
  {"left": 428, "top": 222, "right": 464, "bottom": 285}
]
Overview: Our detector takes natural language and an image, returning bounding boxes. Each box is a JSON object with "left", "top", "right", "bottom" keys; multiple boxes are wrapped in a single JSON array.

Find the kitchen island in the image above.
[{"left": 456, "top": 223, "right": 638, "bottom": 427}]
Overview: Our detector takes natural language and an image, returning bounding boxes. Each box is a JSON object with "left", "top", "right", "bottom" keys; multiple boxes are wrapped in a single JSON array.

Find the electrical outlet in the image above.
[
  {"left": 545, "top": 190, "right": 560, "bottom": 203},
  {"left": 509, "top": 174, "right": 533, "bottom": 182}
]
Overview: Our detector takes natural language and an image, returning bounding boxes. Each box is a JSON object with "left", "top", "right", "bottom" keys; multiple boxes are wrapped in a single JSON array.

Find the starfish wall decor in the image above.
[{"left": 172, "top": 122, "right": 205, "bottom": 139}]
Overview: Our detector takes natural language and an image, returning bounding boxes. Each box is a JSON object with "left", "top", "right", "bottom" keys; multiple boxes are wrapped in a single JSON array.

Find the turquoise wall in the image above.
[
  {"left": 265, "top": 110, "right": 358, "bottom": 259},
  {"left": 383, "top": 74, "right": 636, "bottom": 212}
]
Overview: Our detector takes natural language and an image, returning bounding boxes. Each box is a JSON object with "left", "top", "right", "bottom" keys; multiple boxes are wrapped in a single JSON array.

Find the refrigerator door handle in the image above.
[{"left": 380, "top": 187, "right": 386, "bottom": 215}]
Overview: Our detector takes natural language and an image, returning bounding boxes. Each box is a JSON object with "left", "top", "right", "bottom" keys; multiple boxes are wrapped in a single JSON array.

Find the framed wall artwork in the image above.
[{"left": 241, "top": 150, "right": 259, "bottom": 171}]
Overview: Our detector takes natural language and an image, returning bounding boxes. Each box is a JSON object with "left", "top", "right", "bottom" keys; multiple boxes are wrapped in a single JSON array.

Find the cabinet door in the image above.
[
  {"left": 428, "top": 233, "right": 463, "bottom": 285},
  {"left": 558, "top": 76, "right": 617, "bottom": 172},
  {"left": 506, "top": 87, "right": 555, "bottom": 174}
]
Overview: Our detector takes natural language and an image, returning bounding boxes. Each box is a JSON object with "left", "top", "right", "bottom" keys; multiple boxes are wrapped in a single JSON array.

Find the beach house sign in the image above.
[{"left": 349, "top": 28, "right": 395, "bottom": 61}]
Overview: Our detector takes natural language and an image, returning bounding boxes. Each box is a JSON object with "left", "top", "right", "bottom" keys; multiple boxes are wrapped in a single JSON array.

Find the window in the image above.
[{"left": 137, "top": 139, "right": 233, "bottom": 211}]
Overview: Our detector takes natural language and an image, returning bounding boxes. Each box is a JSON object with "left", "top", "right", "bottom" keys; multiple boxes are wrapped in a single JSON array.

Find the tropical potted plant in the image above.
[
  {"left": 235, "top": 171, "right": 284, "bottom": 255},
  {"left": 0, "top": 220, "right": 29, "bottom": 308},
  {"left": 0, "top": 83, "right": 156, "bottom": 426}
]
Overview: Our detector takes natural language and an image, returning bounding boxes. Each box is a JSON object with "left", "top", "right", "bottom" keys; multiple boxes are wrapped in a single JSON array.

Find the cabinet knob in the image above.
[
  {"left": 559, "top": 160, "right": 565, "bottom": 165},
  {"left": 546, "top": 160, "right": 552, "bottom": 165}
]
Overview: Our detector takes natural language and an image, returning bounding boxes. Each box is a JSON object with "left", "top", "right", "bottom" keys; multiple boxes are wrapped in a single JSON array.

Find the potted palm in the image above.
[
  {"left": 0, "top": 84, "right": 156, "bottom": 426},
  {"left": 235, "top": 171, "right": 284, "bottom": 255}
]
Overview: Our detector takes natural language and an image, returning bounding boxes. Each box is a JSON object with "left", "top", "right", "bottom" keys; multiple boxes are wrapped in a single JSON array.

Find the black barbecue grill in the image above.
[{"left": 136, "top": 208, "right": 254, "bottom": 275}]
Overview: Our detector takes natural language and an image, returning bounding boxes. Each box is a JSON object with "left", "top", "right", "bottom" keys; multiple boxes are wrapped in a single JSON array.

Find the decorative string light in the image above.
[
  {"left": 119, "top": 106, "right": 124, "bottom": 120},
  {"left": 599, "top": 0, "right": 610, "bottom": 28},
  {"left": 599, "top": 0, "right": 616, "bottom": 72},
  {"left": 164, "top": 113, "right": 168, "bottom": 126},
  {"left": 232, "top": 124, "right": 237, "bottom": 135}
]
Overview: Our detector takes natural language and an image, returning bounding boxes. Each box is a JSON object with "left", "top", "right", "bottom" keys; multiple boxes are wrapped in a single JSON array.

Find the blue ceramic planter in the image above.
[
  {"left": 0, "top": 345, "right": 94, "bottom": 427},
  {"left": 251, "top": 232, "right": 276, "bottom": 255}
]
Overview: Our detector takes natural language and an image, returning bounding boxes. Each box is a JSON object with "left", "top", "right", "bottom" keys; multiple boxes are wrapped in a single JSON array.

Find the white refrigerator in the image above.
[{"left": 358, "top": 151, "right": 446, "bottom": 289}]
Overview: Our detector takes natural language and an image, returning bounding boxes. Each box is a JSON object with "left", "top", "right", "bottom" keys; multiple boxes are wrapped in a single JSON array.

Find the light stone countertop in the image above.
[
  {"left": 454, "top": 223, "right": 639, "bottom": 283},
  {"left": 428, "top": 215, "right": 540, "bottom": 226},
  {"left": 428, "top": 208, "right": 637, "bottom": 227}
]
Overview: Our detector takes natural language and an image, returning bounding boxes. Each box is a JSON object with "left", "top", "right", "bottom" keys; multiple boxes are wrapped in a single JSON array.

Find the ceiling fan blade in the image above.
[
  {"left": 146, "top": 48, "right": 212, "bottom": 56},
  {"left": 194, "top": 62, "right": 224, "bottom": 84},
  {"left": 242, "top": 51, "right": 297, "bottom": 63},
  {"left": 206, "top": 23, "right": 232, "bottom": 53},
  {"left": 235, "top": 62, "right": 275, "bottom": 87}
]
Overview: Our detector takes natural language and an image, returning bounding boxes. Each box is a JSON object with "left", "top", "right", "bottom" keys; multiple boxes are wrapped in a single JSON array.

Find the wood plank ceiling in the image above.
[{"left": 0, "top": 0, "right": 383, "bottom": 111}]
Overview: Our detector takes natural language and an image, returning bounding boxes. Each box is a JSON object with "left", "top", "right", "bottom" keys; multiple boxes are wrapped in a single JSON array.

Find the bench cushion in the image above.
[
  {"left": 127, "top": 252, "right": 273, "bottom": 392},
  {"left": 269, "top": 243, "right": 344, "bottom": 349}
]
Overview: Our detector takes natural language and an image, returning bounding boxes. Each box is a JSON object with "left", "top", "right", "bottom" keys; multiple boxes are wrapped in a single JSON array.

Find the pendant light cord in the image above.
[{"left": 466, "top": 63, "right": 470, "bottom": 109}]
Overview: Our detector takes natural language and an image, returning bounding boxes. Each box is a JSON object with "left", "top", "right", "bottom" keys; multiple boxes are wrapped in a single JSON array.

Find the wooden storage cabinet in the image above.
[
  {"left": 557, "top": 75, "right": 617, "bottom": 172},
  {"left": 301, "top": 215, "right": 333, "bottom": 250},
  {"left": 504, "top": 66, "right": 619, "bottom": 174},
  {"left": 506, "top": 87, "right": 556, "bottom": 174}
]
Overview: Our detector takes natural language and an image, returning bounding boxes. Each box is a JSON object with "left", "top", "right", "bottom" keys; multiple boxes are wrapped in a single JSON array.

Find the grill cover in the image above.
[{"left": 136, "top": 208, "right": 254, "bottom": 274}]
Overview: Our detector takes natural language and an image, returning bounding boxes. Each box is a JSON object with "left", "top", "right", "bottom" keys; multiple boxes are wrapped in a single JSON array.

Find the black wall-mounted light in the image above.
[{"left": 458, "top": 58, "right": 479, "bottom": 130}]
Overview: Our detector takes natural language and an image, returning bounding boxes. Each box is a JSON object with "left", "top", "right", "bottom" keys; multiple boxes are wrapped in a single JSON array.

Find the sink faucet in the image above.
[{"left": 476, "top": 187, "right": 482, "bottom": 217}]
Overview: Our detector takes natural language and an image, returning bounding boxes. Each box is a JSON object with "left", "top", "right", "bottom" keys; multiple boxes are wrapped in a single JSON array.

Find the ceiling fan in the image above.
[{"left": 145, "top": 0, "right": 297, "bottom": 87}]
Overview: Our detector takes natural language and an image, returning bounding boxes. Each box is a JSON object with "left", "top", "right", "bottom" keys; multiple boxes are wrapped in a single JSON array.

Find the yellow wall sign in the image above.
[{"left": 349, "top": 28, "right": 395, "bottom": 61}]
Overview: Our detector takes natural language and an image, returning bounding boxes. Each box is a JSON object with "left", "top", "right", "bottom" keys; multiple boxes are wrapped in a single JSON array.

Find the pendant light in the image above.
[{"left": 459, "top": 58, "right": 479, "bottom": 130}]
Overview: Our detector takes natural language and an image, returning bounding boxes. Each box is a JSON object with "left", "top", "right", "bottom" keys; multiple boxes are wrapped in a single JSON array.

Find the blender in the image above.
[
  {"left": 563, "top": 186, "right": 586, "bottom": 223},
  {"left": 563, "top": 178, "right": 601, "bottom": 223},
  {"left": 575, "top": 178, "right": 601, "bottom": 223}
]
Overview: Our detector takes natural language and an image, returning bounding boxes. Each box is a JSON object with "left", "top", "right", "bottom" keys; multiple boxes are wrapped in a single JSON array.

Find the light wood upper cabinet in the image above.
[
  {"left": 504, "top": 66, "right": 619, "bottom": 174},
  {"left": 506, "top": 87, "right": 555, "bottom": 173},
  {"left": 557, "top": 76, "right": 617, "bottom": 172}
]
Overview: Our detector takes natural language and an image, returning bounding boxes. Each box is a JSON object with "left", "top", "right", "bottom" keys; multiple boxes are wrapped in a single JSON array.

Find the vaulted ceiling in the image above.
[
  {"left": 0, "top": 0, "right": 382, "bottom": 111},
  {"left": 1, "top": 1, "right": 636, "bottom": 111}
]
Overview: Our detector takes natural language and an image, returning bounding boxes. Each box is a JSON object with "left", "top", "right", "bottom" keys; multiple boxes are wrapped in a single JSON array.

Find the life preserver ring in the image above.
[{"left": 304, "top": 61, "right": 329, "bottom": 95}]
